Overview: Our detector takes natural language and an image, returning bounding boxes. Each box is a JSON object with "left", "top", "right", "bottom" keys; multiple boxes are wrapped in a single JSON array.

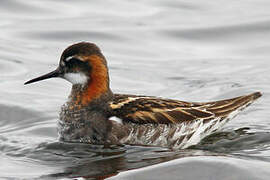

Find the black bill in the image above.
[{"left": 24, "top": 68, "right": 61, "bottom": 85}]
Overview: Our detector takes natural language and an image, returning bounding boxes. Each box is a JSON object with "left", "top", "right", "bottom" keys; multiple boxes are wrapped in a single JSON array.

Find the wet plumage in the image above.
[{"left": 25, "top": 42, "right": 262, "bottom": 149}]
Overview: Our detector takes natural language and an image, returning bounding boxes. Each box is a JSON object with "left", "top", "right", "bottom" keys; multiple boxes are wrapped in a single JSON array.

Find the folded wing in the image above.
[{"left": 109, "top": 92, "right": 261, "bottom": 124}]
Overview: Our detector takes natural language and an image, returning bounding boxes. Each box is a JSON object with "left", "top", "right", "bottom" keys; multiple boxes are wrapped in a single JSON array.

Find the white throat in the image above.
[{"left": 63, "top": 72, "right": 89, "bottom": 85}]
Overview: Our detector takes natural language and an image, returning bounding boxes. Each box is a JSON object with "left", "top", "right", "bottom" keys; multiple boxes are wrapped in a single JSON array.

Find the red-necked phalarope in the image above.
[{"left": 25, "top": 42, "right": 262, "bottom": 149}]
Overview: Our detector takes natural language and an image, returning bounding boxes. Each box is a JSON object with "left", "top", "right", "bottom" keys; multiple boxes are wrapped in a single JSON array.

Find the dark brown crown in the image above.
[{"left": 61, "top": 42, "right": 103, "bottom": 60}]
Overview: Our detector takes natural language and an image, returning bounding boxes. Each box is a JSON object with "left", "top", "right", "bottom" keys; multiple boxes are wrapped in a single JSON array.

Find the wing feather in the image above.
[{"left": 109, "top": 92, "right": 261, "bottom": 124}]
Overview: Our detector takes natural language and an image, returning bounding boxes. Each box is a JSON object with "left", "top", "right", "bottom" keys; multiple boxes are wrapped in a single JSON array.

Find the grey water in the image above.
[{"left": 0, "top": 0, "right": 270, "bottom": 179}]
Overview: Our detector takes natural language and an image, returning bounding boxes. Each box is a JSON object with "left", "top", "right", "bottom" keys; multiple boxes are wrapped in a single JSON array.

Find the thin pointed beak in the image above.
[{"left": 24, "top": 68, "right": 62, "bottom": 85}]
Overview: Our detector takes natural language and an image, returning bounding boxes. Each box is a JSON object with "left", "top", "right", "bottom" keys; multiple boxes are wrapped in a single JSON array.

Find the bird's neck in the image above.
[
  {"left": 68, "top": 75, "right": 113, "bottom": 108},
  {"left": 68, "top": 54, "right": 113, "bottom": 108}
]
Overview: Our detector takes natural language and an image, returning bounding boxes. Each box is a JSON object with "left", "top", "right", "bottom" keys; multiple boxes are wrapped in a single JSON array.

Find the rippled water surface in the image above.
[{"left": 0, "top": 1, "right": 270, "bottom": 179}]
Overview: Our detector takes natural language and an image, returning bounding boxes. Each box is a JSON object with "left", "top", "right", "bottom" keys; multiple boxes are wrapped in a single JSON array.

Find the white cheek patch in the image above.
[{"left": 64, "top": 73, "right": 89, "bottom": 85}]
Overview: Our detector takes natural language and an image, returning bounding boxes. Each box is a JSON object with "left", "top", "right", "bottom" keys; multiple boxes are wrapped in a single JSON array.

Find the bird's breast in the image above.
[{"left": 58, "top": 103, "right": 112, "bottom": 144}]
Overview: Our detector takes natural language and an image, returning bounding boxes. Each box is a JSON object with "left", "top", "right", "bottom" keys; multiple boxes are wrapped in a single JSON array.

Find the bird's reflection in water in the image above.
[
  {"left": 35, "top": 142, "right": 218, "bottom": 179},
  {"left": 33, "top": 127, "right": 270, "bottom": 179}
]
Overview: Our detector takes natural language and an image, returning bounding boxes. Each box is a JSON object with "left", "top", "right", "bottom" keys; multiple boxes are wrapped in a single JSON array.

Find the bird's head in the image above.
[{"left": 25, "top": 42, "right": 111, "bottom": 105}]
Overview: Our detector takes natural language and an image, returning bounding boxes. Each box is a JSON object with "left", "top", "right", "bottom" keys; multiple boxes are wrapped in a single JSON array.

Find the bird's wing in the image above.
[{"left": 109, "top": 92, "right": 261, "bottom": 124}]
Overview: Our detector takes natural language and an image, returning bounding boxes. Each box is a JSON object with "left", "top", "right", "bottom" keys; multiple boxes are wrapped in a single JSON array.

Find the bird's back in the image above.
[{"left": 108, "top": 92, "right": 262, "bottom": 149}]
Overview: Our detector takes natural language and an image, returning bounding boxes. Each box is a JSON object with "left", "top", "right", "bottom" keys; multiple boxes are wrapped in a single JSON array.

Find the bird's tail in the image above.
[
  {"left": 206, "top": 92, "right": 262, "bottom": 117},
  {"left": 182, "top": 92, "right": 262, "bottom": 149}
]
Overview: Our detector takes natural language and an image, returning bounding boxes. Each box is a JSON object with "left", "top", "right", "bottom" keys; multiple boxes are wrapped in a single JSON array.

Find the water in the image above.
[{"left": 0, "top": 0, "right": 270, "bottom": 179}]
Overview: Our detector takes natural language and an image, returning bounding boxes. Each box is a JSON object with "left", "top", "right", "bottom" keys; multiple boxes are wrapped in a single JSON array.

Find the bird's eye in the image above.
[
  {"left": 63, "top": 56, "right": 81, "bottom": 66},
  {"left": 64, "top": 56, "right": 77, "bottom": 63},
  {"left": 63, "top": 56, "right": 89, "bottom": 70}
]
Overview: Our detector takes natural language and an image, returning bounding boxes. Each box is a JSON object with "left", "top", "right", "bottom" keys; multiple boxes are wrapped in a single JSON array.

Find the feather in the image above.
[{"left": 109, "top": 92, "right": 261, "bottom": 124}]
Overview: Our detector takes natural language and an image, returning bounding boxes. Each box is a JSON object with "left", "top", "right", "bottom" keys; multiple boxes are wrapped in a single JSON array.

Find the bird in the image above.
[{"left": 24, "top": 42, "right": 262, "bottom": 149}]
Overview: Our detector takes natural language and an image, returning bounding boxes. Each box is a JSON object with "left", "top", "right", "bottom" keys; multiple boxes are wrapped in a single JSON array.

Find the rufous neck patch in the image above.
[{"left": 78, "top": 55, "right": 109, "bottom": 106}]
